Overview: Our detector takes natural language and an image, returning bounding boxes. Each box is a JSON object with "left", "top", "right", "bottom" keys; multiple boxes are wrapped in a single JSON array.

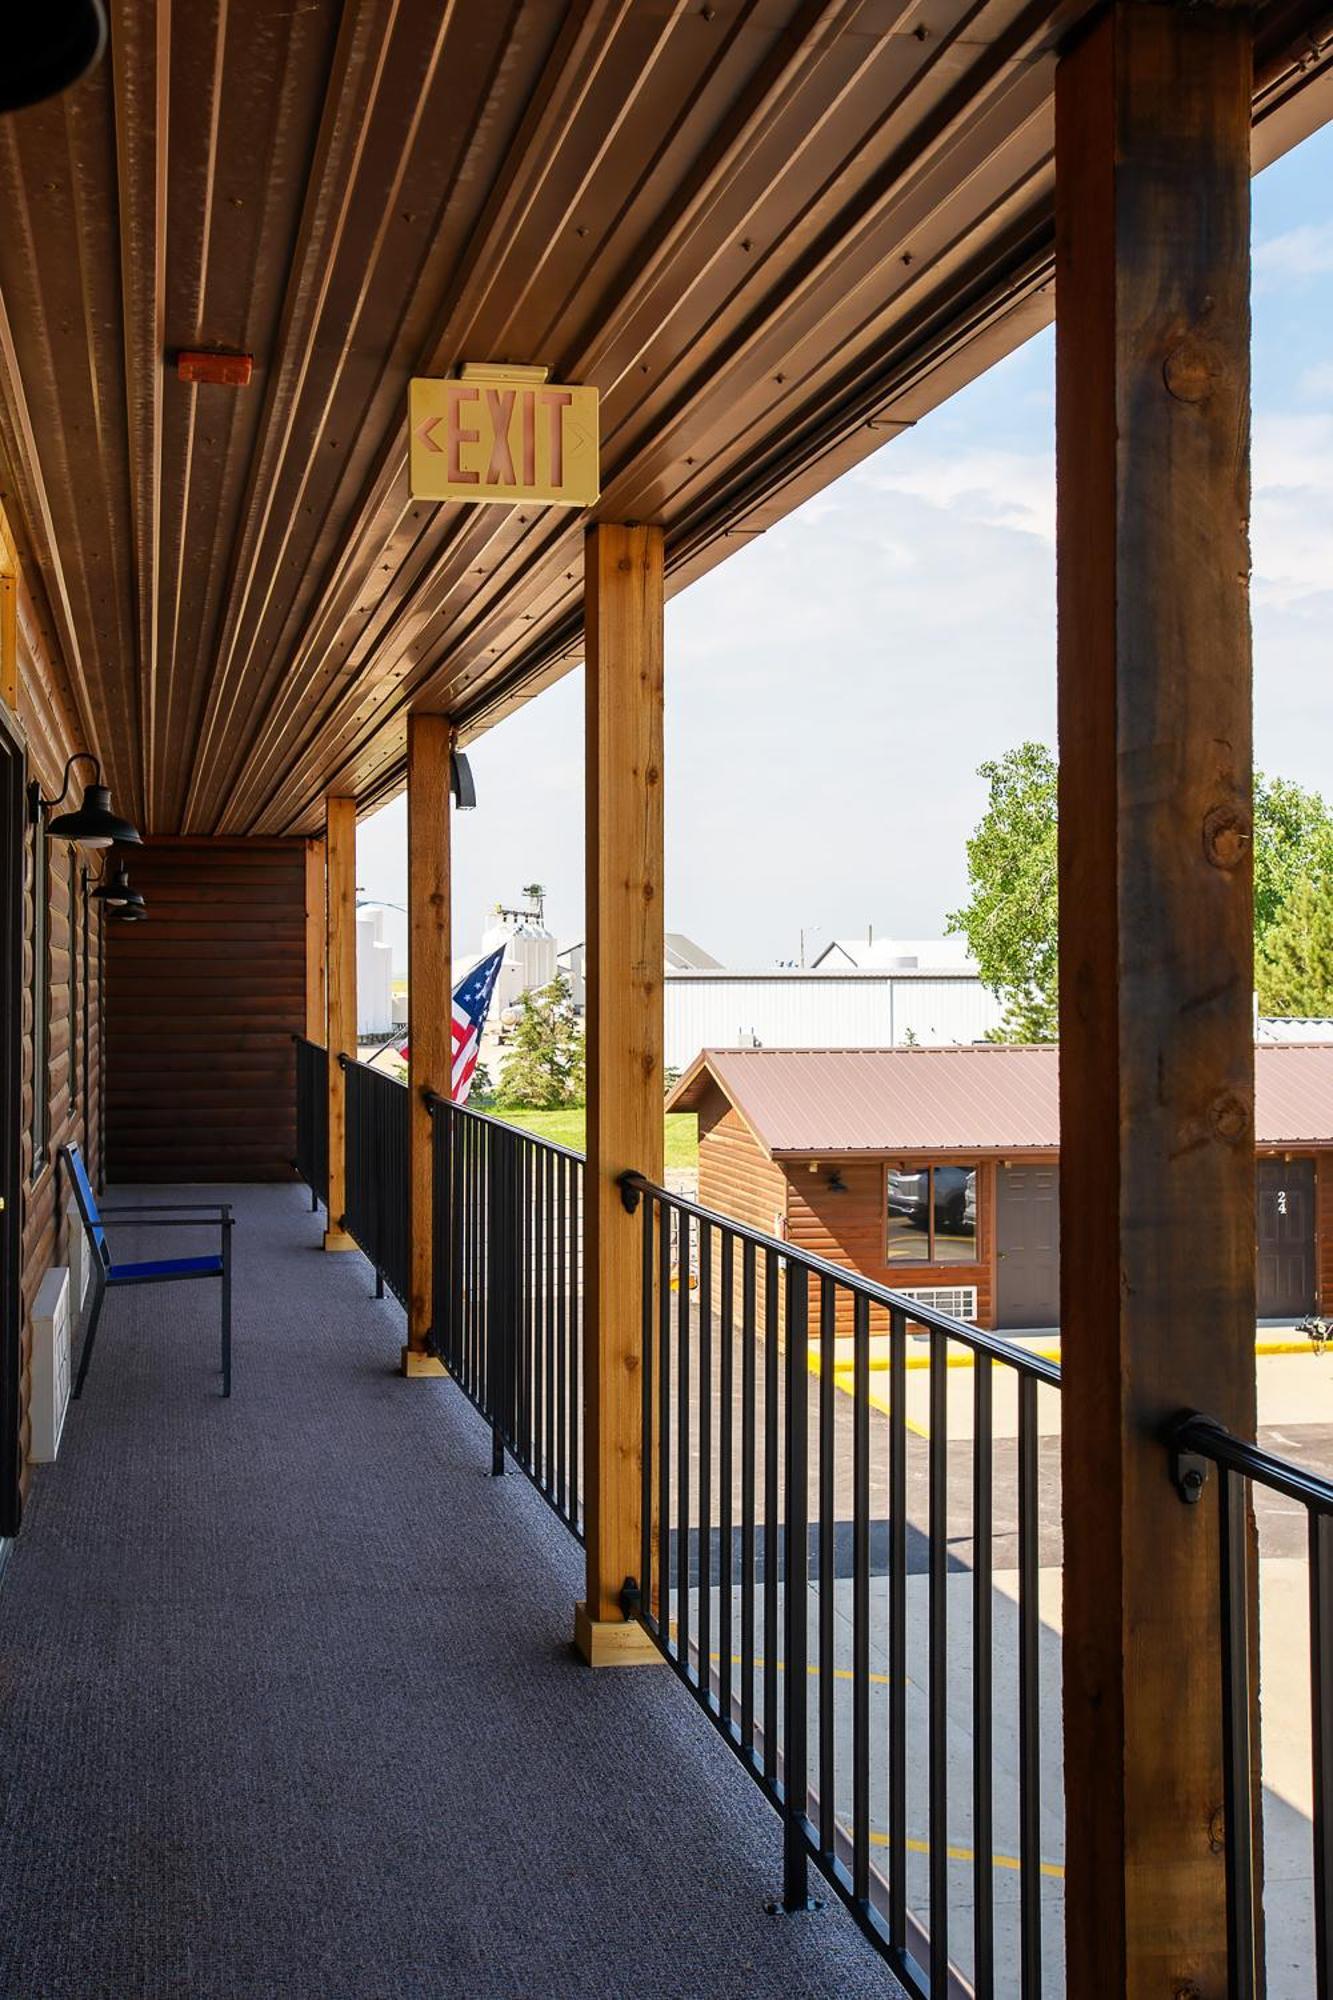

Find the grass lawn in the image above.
[{"left": 487, "top": 1106, "right": 698, "bottom": 1170}]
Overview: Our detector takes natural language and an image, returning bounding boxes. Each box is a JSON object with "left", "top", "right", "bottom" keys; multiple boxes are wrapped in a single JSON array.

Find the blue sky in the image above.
[{"left": 358, "top": 119, "right": 1333, "bottom": 973}]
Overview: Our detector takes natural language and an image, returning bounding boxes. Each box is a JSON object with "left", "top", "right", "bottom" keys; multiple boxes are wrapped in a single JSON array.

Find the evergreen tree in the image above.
[{"left": 494, "top": 974, "right": 585, "bottom": 1108}]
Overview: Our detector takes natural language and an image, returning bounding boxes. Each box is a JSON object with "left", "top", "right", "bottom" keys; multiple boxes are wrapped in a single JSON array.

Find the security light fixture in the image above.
[
  {"left": 31, "top": 753, "right": 141, "bottom": 849},
  {"left": 450, "top": 749, "right": 477, "bottom": 811},
  {"left": 92, "top": 861, "right": 135, "bottom": 908},
  {"left": 0, "top": 0, "right": 107, "bottom": 112}
]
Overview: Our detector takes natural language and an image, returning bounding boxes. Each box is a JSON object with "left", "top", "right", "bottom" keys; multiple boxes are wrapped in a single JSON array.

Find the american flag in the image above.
[{"left": 399, "top": 946, "right": 505, "bottom": 1105}]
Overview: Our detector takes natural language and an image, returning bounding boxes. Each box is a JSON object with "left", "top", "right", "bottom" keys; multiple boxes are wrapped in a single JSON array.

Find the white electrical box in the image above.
[{"left": 32, "top": 1265, "right": 72, "bottom": 1463}]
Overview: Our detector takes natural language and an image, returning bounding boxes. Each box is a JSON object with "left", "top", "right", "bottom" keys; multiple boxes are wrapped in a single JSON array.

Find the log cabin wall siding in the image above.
[
  {"left": 12, "top": 561, "right": 106, "bottom": 1504},
  {"left": 696, "top": 1092, "right": 788, "bottom": 1237},
  {"left": 1318, "top": 1154, "right": 1333, "bottom": 1314},
  {"left": 106, "top": 840, "right": 307, "bottom": 1184}
]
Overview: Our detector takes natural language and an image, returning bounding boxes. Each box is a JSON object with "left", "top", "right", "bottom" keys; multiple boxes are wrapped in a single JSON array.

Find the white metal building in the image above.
[
  {"left": 664, "top": 966, "right": 1003, "bottom": 1073},
  {"left": 356, "top": 906, "right": 395, "bottom": 1037}
]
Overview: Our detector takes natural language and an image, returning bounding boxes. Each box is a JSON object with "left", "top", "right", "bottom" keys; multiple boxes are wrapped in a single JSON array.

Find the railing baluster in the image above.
[
  {"left": 853, "top": 1288, "right": 870, "bottom": 1907},
  {"left": 929, "top": 1327, "right": 949, "bottom": 1991},
  {"left": 1219, "top": 1463, "right": 1257, "bottom": 1999},
  {"left": 972, "top": 1356, "right": 995, "bottom": 2000},
  {"left": 556, "top": 1154, "right": 568, "bottom": 1519},
  {"left": 641, "top": 1192, "right": 655, "bottom": 1628},
  {"left": 677, "top": 1209, "right": 693, "bottom": 1682},
  {"left": 699, "top": 1221, "right": 713, "bottom": 1708},
  {"left": 889, "top": 1305, "right": 908, "bottom": 1952},
  {"left": 783, "top": 1262, "right": 810, "bottom": 1910},
  {"left": 719, "top": 1230, "right": 735, "bottom": 1730},
  {"left": 1018, "top": 1373, "right": 1041, "bottom": 2000},
  {"left": 741, "top": 1239, "right": 757, "bottom": 1759},
  {"left": 545, "top": 1145, "right": 555, "bottom": 1493},
  {"left": 819, "top": 1275, "right": 836, "bottom": 1870},
  {"left": 1311, "top": 1507, "right": 1333, "bottom": 1995},
  {"left": 763, "top": 1245, "right": 780, "bottom": 1788},
  {"left": 658, "top": 1199, "right": 672, "bottom": 1659}
]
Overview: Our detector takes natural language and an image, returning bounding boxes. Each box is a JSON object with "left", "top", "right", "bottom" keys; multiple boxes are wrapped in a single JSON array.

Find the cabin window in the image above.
[
  {"left": 886, "top": 1164, "right": 977, "bottom": 1265},
  {"left": 29, "top": 810, "right": 50, "bottom": 1177}
]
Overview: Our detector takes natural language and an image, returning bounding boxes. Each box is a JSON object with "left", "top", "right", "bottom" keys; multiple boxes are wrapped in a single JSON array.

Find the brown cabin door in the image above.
[
  {"left": 0, "top": 710, "right": 23, "bottom": 1537},
  {"left": 995, "top": 1163, "right": 1061, "bottom": 1331},
  {"left": 1256, "top": 1158, "right": 1316, "bottom": 1322}
]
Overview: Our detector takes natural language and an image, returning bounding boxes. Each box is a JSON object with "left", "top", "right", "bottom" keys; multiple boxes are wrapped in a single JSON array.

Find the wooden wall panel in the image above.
[
  {"left": 11, "top": 555, "right": 105, "bottom": 1511},
  {"left": 106, "top": 839, "right": 306, "bottom": 1182}
]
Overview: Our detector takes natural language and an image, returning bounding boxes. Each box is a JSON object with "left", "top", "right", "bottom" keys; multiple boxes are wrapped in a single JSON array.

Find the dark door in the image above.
[
  {"left": 995, "top": 1163, "right": 1061, "bottom": 1330},
  {"left": 1256, "top": 1158, "right": 1316, "bottom": 1321},
  {"left": 0, "top": 710, "right": 23, "bottom": 1537}
]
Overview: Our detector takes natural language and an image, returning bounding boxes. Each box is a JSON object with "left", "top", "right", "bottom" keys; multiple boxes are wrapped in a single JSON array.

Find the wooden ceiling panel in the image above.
[{"left": 0, "top": 0, "right": 1328, "bottom": 839}]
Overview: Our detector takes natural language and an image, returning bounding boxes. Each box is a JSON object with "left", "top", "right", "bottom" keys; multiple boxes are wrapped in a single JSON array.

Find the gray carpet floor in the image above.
[{"left": 0, "top": 1183, "right": 905, "bottom": 2000}]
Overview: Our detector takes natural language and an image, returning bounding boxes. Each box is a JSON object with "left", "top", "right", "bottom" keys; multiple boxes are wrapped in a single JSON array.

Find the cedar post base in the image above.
[
  {"left": 573, "top": 1601, "right": 664, "bottom": 1668},
  {"left": 322, "top": 1228, "right": 357, "bottom": 1253},
  {"left": 400, "top": 1346, "right": 448, "bottom": 1379}
]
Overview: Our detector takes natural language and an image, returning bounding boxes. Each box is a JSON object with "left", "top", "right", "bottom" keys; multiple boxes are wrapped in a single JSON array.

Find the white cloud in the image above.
[
  {"left": 1254, "top": 218, "right": 1333, "bottom": 289},
  {"left": 1253, "top": 412, "right": 1333, "bottom": 610},
  {"left": 1297, "top": 360, "right": 1333, "bottom": 400},
  {"left": 865, "top": 446, "right": 1056, "bottom": 545}
]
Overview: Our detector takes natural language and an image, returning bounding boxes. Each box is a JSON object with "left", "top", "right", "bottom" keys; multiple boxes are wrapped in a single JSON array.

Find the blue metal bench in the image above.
[{"left": 60, "top": 1144, "right": 234, "bottom": 1399}]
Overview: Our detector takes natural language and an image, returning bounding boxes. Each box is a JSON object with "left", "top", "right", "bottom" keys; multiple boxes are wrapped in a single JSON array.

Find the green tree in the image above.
[
  {"left": 947, "top": 742, "right": 1059, "bottom": 1042},
  {"left": 948, "top": 749, "right": 1333, "bottom": 1039},
  {"left": 1253, "top": 773, "right": 1333, "bottom": 945},
  {"left": 494, "top": 974, "right": 585, "bottom": 1109},
  {"left": 1256, "top": 877, "right": 1333, "bottom": 1017}
]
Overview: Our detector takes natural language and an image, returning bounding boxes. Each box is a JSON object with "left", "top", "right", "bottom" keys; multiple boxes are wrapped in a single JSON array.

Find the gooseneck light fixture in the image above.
[
  {"left": 92, "top": 861, "right": 146, "bottom": 915},
  {"left": 30, "top": 753, "right": 142, "bottom": 850}
]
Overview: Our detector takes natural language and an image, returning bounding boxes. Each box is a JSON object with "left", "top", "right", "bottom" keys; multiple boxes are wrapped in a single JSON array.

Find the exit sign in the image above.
[{"left": 408, "top": 366, "right": 599, "bottom": 508}]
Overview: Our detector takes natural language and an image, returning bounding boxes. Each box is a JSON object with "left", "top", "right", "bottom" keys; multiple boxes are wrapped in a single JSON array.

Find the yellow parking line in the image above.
[{"left": 853, "top": 1823, "right": 1065, "bottom": 1881}]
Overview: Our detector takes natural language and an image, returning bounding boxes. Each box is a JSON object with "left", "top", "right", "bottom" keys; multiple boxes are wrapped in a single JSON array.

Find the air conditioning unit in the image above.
[
  {"left": 32, "top": 1265, "right": 72, "bottom": 1463},
  {"left": 897, "top": 1284, "right": 978, "bottom": 1326}
]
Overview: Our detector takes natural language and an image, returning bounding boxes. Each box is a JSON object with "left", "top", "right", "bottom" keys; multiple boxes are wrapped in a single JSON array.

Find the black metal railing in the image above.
[
  {"left": 293, "top": 1034, "right": 328, "bottom": 1209},
  {"left": 430, "top": 1098, "right": 583, "bottom": 1540},
  {"left": 1173, "top": 1413, "right": 1333, "bottom": 1999},
  {"left": 340, "top": 1056, "right": 410, "bottom": 1306},
  {"left": 619, "top": 1170, "right": 1062, "bottom": 2000}
]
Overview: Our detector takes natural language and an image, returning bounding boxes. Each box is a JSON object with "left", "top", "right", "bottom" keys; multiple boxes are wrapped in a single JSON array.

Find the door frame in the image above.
[{"left": 0, "top": 700, "right": 25, "bottom": 1538}]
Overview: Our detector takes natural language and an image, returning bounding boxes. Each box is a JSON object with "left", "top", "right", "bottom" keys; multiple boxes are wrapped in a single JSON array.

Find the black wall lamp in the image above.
[
  {"left": 450, "top": 749, "right": 477, "bottom": 811},
  {"left": 92, "top": 861, "right": 132, "bottom": 907},
  {"left": 92, "top": 862, "right": 145, "bottom": 918},
  {"left": 30, "top": 753, "right": 141, "bottom": 849},
  {"left": 0, "top": 0, "right": 107, "bottom": 113}
]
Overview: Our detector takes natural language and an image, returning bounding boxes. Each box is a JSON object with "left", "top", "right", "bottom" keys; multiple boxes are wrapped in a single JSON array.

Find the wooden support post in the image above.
[
  {"left": 403, "top": 713, "right": 450, "bottom": 1378},
  {"left": 576, "top": 522, "right": 666, "bottom": 1666},
  {"left": 303, "top": 838, "right": 326, "bottom": 1044},
  {"left": 1056, "top": 8, "right": 1254, "bottom": 1993},
  {"left": 323, "top": 796, "right": 357, "bottom": 1252}
]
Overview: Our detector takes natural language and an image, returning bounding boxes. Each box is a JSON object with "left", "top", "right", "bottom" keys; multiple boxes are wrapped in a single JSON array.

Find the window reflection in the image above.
[{"left": 886, "top": 1164, "right": 977, "bottom": 1264}]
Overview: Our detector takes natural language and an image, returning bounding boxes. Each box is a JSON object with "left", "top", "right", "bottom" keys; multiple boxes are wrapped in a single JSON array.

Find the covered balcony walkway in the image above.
[{"left": 0, "top": 1182, "right": 901, "bottom": 2000}]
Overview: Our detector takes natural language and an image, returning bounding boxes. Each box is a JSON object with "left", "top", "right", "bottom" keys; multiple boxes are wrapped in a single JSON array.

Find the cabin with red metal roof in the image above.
[{"left": 670, "top": 1044, "right": 1333, "bottom": 1331}]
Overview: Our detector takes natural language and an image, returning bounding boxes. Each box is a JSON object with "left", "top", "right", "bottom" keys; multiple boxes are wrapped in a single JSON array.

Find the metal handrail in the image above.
[
  {"left": 1175, "top": 1409, "right": 1333, "bottom": 1514},
  {"left": 423, "top": 1089, "right": 589, "bottom": 1167},
  {"left": 618, "top": 1167, "right": 1062, "bottom": 1388}
]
